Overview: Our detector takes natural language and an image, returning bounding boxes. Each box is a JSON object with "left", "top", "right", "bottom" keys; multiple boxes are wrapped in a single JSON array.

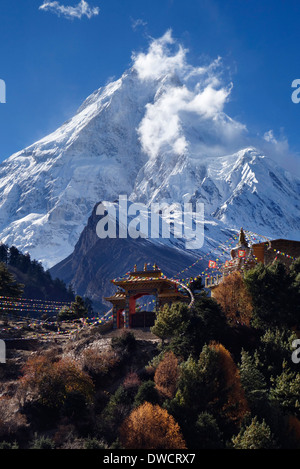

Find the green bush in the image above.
[
  {"left": 84, "top": 437, "right": 108, "bottom": 449},
  {"left": 0, "top": 441, "right": 19, "bottom": 449},
  {"left": 151, "top": 299, "right": 227, "bottom": 359},
  {"left": 194, "top": 412, "right": 224, "bottom": 449},
  {"left": 134, "top": 380, "right": 160, "bottom": 407},
  {"left": 111, "top": 331, "right": 137, "bottom": 355},
  {"left": 30, "top": 434, "right": 55, "bottom": 449}
]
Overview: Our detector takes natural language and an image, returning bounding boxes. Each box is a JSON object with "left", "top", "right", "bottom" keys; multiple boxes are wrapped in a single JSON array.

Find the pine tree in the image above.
[
  {"left": 0, "top": 244, "right": 8, "bottom": 264},
  {"left": 70, "top": 295, "right": 89, "bottom": 319},
  {"left": 232, "top": 416, "right": 277, "bottom": 449},
  {"left": 0, "top": 262, "right": 24, "bottom": 311},
  {"left": 257, "top": 328, "right": 298, "bottom": 382},
  {"left": 239, "top": 349, "right": 268, "bottom": 412},
  {"left": 151, "top": 302, "right": 190, "bottom": 343},
  {"left": 269, "top": 361, "right": 300, "bottom": 418},
  {"left": 244, "top": 261, "right": 300, "bottom": 329},
  {"left": 239, "top": 350, "right": 266, "bottom": 392},
  {"left": 8, "top": 246, "right": 23, "bottom": 269},
  {"left": 194, "top": 412, "right": 223, "bottom": 449},
  {"left": 151, "top": 299, "right": 227, "bottom": 359}
]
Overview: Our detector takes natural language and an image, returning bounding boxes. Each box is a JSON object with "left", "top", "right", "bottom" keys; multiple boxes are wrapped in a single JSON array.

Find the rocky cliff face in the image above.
[{"left": 50, "top": 203, "right": 207, "bottom": 311}]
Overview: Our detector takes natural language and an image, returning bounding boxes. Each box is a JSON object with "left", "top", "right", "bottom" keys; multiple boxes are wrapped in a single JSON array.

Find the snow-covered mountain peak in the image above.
[{"left": 0, "top": 33, "right": 299, "bottom": 269}]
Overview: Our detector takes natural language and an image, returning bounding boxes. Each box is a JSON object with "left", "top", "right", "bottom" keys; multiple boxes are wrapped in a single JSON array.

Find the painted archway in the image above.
[{"left": 105, "top": 265, "right": 191, "bottom": 329}]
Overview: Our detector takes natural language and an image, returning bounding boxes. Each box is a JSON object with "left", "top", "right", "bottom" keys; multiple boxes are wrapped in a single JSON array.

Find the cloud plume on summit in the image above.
[
  {"left": 132, "top": 31, "right": 246, "bottom": 160},
  {"left": 132, "top": 31, "right": 299, "bottom": 175}
]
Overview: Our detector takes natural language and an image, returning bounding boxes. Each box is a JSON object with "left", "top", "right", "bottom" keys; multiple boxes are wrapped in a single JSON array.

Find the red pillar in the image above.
[
  {"left": 129, "top": 296, "right": 136, "bottom": 328},
  {"left": 117, "top": 309, "right": 124, "bottom": 329}
]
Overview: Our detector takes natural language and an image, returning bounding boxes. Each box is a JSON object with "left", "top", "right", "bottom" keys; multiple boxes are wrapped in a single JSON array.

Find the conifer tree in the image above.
[
  {"left": 232, "top": 416, "right": 277, "bottom": 449},
  {"left": 269, "top": 361, "right": 300, "bottom": 418},
  {"left": 211, "top": 343, "right": 249, "bottom": 426},
  {"left": 151, "top": 299, "right": 227, "bottom": 359},
  {"left": 0, "top": 244, "right": 8, "bottom": 264},
  {"left": 239, "top": 349, "right": 268, "bottom": 413},
  {"left": 244, "top": 261, "right": 300, "bottom": 329},
  {"left": 194, "top": 412, "right": 223, "bottom": 449},
  {"left": 70, "top": 295, "right": 89, "bottom": 318},
  {"left": 0, "top": 263, "right": 24, "bottom": 316},
  {"left": 239, "top": 350, "right": 266, "bottom": 391}
]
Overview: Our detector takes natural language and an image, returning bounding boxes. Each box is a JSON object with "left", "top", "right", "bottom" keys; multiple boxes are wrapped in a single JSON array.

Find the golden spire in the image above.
[{"left": 238, "top": 227, "right": 248, "bottom": 247}]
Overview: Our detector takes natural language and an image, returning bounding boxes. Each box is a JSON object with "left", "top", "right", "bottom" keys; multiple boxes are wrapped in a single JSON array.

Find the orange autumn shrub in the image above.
[
  {"left": 210, "top": 342, "right": 249, "bottom": 425},
  {"left": 213, "top": 271, "right": 253, "bottom": 326},
  {"left": 154, "top": 351, "right": 180, "bottom": 399},
  {"left": 19, "top": 354, "right": 94, "bottom": 408},
  {"left": 120, "top": 402, "right": 186, "bottom": 449}
]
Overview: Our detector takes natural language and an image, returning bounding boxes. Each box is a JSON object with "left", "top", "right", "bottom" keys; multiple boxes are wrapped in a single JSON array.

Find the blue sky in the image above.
[{"left": 0, "top": 0, "right": 300, "bottom": 175}]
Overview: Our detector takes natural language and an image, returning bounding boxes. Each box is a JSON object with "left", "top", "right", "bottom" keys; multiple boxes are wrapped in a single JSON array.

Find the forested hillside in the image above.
[{"left": 0, "top": 244, "right": 75, "bottom": 302}]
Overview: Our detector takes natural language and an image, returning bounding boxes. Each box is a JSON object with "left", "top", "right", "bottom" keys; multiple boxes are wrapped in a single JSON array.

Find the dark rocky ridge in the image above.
[{"left": 50, "top": 204, "right": 205, "bottom": 313}]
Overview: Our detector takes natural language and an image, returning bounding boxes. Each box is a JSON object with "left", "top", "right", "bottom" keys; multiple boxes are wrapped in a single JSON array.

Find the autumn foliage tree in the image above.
[
  {"left": 210, "top": 342, "right": 249, "bottom": 426},
  {"left": 120, "top": 402, "right": 186, "bottom": 449},
  {"left": 213, "top": 271, "right": 253, "bottom": 326},
  {"left": 19, "top": 353, "right": 94, "bottom": 410},
  {"left": 154, "top": 351, "right": 180, "bottom": 399}
]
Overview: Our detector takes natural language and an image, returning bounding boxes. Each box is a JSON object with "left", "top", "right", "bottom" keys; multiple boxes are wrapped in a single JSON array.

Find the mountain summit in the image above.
[{"left": 0, "top": 31, "right": 299, "bottom": 269}]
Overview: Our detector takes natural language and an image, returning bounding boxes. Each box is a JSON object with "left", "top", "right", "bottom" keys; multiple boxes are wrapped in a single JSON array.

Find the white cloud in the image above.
[
  {"left": 132, "top": 30, "right": 186, "bottom": 82},
  {"left": 260, "top": 129, "right": 300, "bottom": 174},
  {"left": 131, "top": 18, "right": 147, "bottom": 31},
  {"left": 264, "top": 129, "right": 278, "bottom": 144},
  {"left": 133, "top": 30, "right": 246, "bottom": 160},
  {"left": 39, "top": 0, "right": 99, "bottom": 20}
]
